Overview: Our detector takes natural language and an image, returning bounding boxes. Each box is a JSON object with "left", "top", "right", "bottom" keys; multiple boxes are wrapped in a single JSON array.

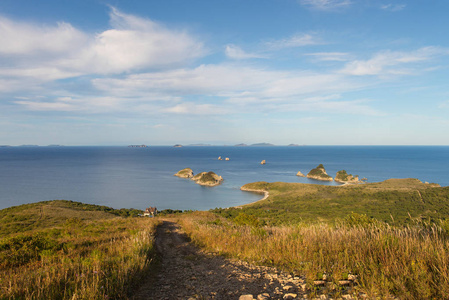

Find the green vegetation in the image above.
[
  {"left": 335, "top": 170, "right": 360, "bottom": 183},
  {"left": 212, "top": 179, "right": 448, "bottom": 226},
  {"left": 0, "top": 200, "right": 141, "bottom": 237},
  {"left": 0, "top": 200, "right": 158, "bottom": 299},
  {"left": 335, "top": 170, "right": 349, "bottom": 181},
  {"left": 175, "top": 167, "right": 193, "bottom": 178},
  {"left": 192, "top": 171, "right": 222, "bottom": 185},
  {"left": 307, "top": 164, "right": 333, "bottom": 180},
  {"left": 194, "top": 171, "right": 217, "bottom": 183},
  {"left": 3, "top": 177, "right": 449, "bottom": 299}
]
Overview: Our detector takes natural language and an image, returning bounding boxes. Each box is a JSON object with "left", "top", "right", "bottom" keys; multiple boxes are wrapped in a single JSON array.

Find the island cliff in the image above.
[
  {"left": 306, "top": 164, "right": 333, "bottom": 181},
  {"left": 192, "top": 172, "right": 223, "bottom": 186},
  {"left": 335, "top": 170, "right": 360, "bottom": 184}
]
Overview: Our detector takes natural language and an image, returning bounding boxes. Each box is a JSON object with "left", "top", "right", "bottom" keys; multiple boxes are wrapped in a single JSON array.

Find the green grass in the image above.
[
  {"left": 0, "top": 200, "right": 142, "bottom": 238},
  {"left": 0, "top": 200, "right": 158, "bottom": 299},
  {"left": 307, "top": 164, "right": 333, "bottom": 180},
  {"left": 212, "top": 179, "right": 448, "bottom": 225}
]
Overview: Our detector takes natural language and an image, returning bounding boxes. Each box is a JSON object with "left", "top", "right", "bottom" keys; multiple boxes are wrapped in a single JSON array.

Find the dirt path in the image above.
[{"left": 132, "top": 220, "right": 310, "bottom": 300}]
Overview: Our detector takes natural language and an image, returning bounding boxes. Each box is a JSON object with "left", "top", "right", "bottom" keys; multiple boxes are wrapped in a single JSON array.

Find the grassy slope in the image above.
[
  {"left": 0, "top": 200, "right": 158, "bottom": 299},
  {"left": 213, "top": 178, "right": 449, "bottom": 225},
  {"left": 0, "top": 200, "right": 142, "bottom": 237}
]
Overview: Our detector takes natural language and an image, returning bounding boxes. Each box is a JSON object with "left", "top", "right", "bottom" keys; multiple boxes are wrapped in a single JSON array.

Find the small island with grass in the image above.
[
  {"left": 335, "top": 170, "right": 360, "bottom": 184},
  {"left": 175, "top": 168, "right": 223, "bottom": 186},
  {"left": 174, "top": 167, "right": 194, "bottom": 178},
  {"left": 306, "top": 164, "right": 333, "bottom": 181},
  {"left": 192, "top": 171, "right": 223, "bottom": 186}
]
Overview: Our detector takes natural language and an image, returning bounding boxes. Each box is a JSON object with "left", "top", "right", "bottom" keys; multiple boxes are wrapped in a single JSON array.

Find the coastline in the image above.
[{"left": 236, "top": 186, "right": 270, "bottom": 208}]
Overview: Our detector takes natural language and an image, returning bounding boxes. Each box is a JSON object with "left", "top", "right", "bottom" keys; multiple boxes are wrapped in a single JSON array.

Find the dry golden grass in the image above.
[
  {"left": 178, "top": 211, "right": 449, "bottom": 299},
  {"left": 1, "top": 214, "right": 159, "bottom": 299}
]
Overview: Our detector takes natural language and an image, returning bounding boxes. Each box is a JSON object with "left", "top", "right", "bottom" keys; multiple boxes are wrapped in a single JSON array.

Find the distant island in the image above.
[
  {"left": 335, "top": 170, "right": 360, "bottom": 183},
  {"left": 250, "top": 143, "right": 275, "bottom": 147},
  {"left": 306, "top": 164, "right": 333, "bottom": 181},
  {"left": 174, "top": 168, "right": 223, "bottom": 186},
  {"left": 173, "top": 144, "right": 183, "bottom": 148},
  {"left": 128, "top": 145, "right": 148, "bottom": 148}
]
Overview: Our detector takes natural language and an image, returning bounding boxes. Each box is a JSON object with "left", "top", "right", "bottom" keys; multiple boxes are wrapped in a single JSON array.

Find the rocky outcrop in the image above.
[
  {"left": 335, "top": 170, "right": 360, "bottom": 184},
  {"left": 192, "top": 171, "right": 223, "bottom": 186},
  {"left": 175, "top": 168, "right": 223, "bottom": 186},
  {"left": 296, "top": 171, "right": 305, "bottom": 177},
  {"left": 174, "top": 168, "right": 194, "bottom": 178},
  {"left": 306, "top": 164, "right": 333, "bottom": 181}
]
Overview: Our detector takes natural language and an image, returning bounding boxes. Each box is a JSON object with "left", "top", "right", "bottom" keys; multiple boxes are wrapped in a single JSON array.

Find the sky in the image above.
[{"left": 0, "top": 0, "right": 448, "bottom": 146}]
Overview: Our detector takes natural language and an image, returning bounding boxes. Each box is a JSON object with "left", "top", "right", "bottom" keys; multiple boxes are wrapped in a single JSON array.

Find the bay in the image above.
[{"left": 0, "top": 146, "right": 448, "bottom": 211}]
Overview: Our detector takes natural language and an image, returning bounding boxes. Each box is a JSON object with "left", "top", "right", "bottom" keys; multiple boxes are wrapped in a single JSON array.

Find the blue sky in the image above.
[{"left": 0, "top": 0, "right": 448, "bottom": 145}]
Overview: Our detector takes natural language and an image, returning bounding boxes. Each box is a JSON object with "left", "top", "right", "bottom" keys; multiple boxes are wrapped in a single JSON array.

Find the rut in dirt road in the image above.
[{"left": 131, "top": 221, "right": 309, "bottom": 300}]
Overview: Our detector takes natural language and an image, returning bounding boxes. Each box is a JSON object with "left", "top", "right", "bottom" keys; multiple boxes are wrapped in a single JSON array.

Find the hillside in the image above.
[
  {"left": 0, "top": 200, "right": 142, "bottom": 237},
  {"left": 3, "top": 180, "right": 449, "bottom": 299},
  {"left": 0, "top": 200, "right": 158, "bottom": 299},
  {"left": 212, "top": 178, "right": 448, "bottom": 225}
]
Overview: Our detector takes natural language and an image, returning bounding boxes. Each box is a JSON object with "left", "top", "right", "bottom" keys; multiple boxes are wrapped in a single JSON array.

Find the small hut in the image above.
[{"left": 143, "top": 207, "right": 158, "bottom": 217}]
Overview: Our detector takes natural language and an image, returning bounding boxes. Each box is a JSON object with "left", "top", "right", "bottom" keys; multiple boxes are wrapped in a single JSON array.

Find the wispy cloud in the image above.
[
  {"left": 0, "top": 17, "right": 87, "bottom": 56},
  {"left": 225, "top": 44, "right": 265, "bottom": 60},
  {"left": 340, "top": 47, "right": 448, "bottom": 76},
  {"left": 299, "top": 0, "right": 352, "bottom": 11},
  {"left": 380, "top": 4, "right": 406, "bottom": 12},
  {"left": 265, "top": 33, "right": 320, "bottom": 50},
  {"left": 439, "top": 100, "right": 449, "bottom": 109},
  {"left": 305, "top": 52, "right": 349, "bottom": 61}
]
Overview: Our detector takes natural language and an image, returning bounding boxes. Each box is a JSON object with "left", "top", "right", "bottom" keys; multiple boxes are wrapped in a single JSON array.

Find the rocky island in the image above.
[
  {"left": 174, "top": 168, "right": 223, "bottom": 186},
  {"left": 296, "top": 171, "right": 305, "bottom": 177},
  {"left": 335, "top": 170, "right": 360, "bottom": 184},
  {"left": 192, "top": 171, "right": 223, "bottom": 186},
  {"left": 306, "top": 164, "right": 333, "bottom": 181},
  {"left": 174, "top": 168, "right": 194, "bottom": 178}
]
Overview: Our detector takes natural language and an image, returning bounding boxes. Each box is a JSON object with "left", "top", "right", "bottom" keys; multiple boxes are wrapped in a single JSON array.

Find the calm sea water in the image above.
[{"left": 0, "top": 146, "right": 448, "bottom": 211}]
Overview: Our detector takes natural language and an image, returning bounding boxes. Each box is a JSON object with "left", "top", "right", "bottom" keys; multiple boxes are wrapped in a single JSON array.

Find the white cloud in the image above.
[
  {"left": 164, "top": 103, "right": 230, "bottom": 115},
  {"left": 305, "top": 52, "right": 349, "bottom": 61},
  {"left": 299, "top": 0, "right": 352, "bottom": 11},
  {"left": 381, "top": 4, "right": 406, "bottom": 12},
  {"left": 269, "top": 98, "right": 384, "bottom": 116},
  {"left": 0, "top": 17, "right": 87, "bottom": 56},
  {"left": 73, "top": 8, "right": 206, "bottom": 74},
  {"left": 341, "top": 47, "right": 447, "bottom": 76},
  {"left": 92, "top": 64, "right": 359, "bottom": 102},
  {"left": 14, "top": 100, "right": 78, "bottom": 111},
  {"left": 225, "top": 44, "right": 265, "bottom": 60},
  {"left": 265, "top": 33, "right": 320, "bottom": 50},
  {"left": 0, "top": 7, "right": 206, "bottom": 84}
]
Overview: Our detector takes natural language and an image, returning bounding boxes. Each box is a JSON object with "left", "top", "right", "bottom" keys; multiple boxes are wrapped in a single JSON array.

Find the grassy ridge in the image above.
[
  {"left": 213, "top": 179, "right": 448, "bottom": 225},
  {"left": 0, "top": 201, "right": 158, "bottom": 299},
  {"left": 0, "top": 200, "right": 142, "bottom": 237}
]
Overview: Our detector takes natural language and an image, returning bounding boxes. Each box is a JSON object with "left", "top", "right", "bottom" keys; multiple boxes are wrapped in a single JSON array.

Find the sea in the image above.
[{"left": 0, "top": 146, "right": 448, "bottom": 211}]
